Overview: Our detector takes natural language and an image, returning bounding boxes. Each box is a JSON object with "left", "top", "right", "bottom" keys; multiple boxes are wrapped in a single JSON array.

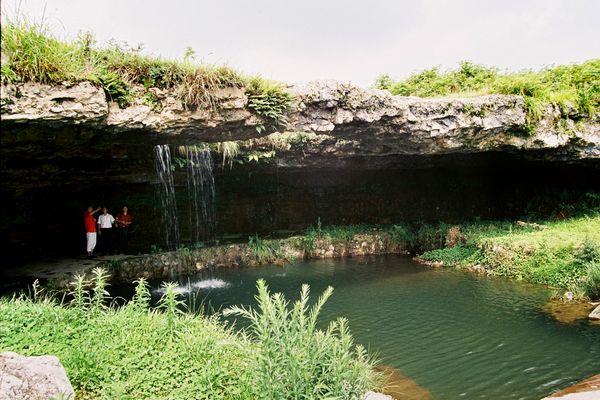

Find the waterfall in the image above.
[
  {"left": 153, "top": 144, "right": 180, "bottom": 250},
  {"left": 185, "top": 145, "right": 216, "bottom": 243}
]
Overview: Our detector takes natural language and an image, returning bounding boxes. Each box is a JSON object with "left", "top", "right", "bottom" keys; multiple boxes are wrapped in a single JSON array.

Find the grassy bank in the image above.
[
  {"left": 97, "top": 206, "right": 600, "bottom": 300},
  {"left": 245, "top": 199, "right": 600, "bottom": 299},
  {"left": 419, "top": 215, "right": 600, "bottom": 299},
  {"left": 376, "top": 60, "right": 600, "bottom": 130},
  {"left": 0, "top": 18, "right": 290, "bottom": 128},
  {"left": 0, "top": 269, "right": 379, "bottom": 399}
]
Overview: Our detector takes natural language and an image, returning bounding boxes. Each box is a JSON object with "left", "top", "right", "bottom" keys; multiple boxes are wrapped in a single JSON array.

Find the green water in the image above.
[{"left": 148, "top": 255, "right": 600, "bottom": 399}]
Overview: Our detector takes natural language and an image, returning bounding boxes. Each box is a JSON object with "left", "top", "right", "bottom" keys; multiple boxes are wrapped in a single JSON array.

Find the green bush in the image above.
[
  {"left": 388, "top": 224, "right": 415, "bottom": 247},
  {"left": 411, "top": 214, "right": 600, "bottom": 297},
  {"left": 223, "top": 279, "right": 380, "bottom": 399},
  {"left": 420, "top": 245, "right": 478, "bottom": 266},
  {"left": 576, "top": 261, "right": 600, "bottom": 300},
  {"left": 376, "top": 59, "right": 600, "bottom": 131},
  {"left": 0, "top": 273, "right": 379, "bottom": 399},
  {"left": 0, "top": 277, "right": 251, "bottom": 399},
  {"left": 414, "top": 223, "right": 450, "bottom": 252},
  {"left": 248, "top": 234, "right": 283, "bottom": 263}
]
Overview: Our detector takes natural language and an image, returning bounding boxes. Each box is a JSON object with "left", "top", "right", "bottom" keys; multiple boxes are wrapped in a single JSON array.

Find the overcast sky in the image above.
[{"left": 3, "top": 0, "right": 599, "bottom": 86}]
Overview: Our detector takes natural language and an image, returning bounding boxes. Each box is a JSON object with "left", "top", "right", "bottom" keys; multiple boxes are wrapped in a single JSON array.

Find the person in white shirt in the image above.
[{"left": 97, "top": 207, "right": 116, "bottom": 254}]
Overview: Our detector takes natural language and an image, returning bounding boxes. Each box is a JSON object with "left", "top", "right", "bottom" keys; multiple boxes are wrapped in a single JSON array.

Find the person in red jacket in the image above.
[
  {"left": 84, "top": 206, "right": 101, "bottom": 257},
  {"left": 115, "top": 206, "right": 132, "bottom": 254}
]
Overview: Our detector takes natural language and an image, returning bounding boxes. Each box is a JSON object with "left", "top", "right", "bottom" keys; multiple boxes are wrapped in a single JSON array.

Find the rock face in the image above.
[
  {"left": 1, "top": 80, "right": 599, "bottom": 265},
  {"left": 0, "top": 352, "right": 75, "bottom": 400},
  {"left": 2, "top": 80, "right": 598, "bottom": 161},
  {"left": 1, "top": 82, "right": 107, "bottom": 124}
]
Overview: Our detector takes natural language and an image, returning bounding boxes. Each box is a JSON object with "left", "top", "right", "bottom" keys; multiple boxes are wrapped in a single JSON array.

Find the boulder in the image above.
[{"left": 0, "top": 352, "right": 74, "bottom": 400}]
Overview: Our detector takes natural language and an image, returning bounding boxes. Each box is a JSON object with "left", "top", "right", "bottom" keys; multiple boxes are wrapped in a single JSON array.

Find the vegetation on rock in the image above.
[
  {"left": 376, "top": 60, "right": 600, "bottom": 130},
  {"left": 0, "top": 18, "right": 290, "bottom": 123},
  {"left": 0, "top": 270, "right": 380, "bottom": 399}
]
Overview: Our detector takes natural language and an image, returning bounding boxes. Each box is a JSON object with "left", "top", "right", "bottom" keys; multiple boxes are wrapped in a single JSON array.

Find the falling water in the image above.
[
  {"left": 153, "top": 144, "right": 180, "bottom": 250},
  {"left": 185, "top": 145, "right": 216, "bottom": 243}
]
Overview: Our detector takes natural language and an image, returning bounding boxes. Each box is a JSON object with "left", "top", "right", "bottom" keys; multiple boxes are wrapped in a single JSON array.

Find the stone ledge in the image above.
[{"left": 2, "top": 80, "right": 597, "bottom": 162}]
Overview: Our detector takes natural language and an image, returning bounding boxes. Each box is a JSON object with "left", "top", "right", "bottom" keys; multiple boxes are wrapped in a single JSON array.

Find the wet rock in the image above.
[
  {"left": 374, "top": 365, "right": 433, "bottom": 400},
  {"left": 589, "top": 304, "right": 600, "bottom": 320},
  {"left": 0, "top": 352, "right": 74, "bottom": 400},
  {"left": 542, "top": 300, "right": 599, "bottom": 324},
  {"left": 469, "top": 264, "right": 488, "bottom": 274},
  {"left": 543, "top": 373, "right": 600, "bottom": 399}
]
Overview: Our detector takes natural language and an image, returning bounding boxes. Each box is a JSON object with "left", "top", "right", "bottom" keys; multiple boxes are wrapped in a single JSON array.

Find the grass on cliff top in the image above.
[
  {"left": 420, "top": 214, "right": 600, "bottom": 299},
  {"left": 376, "top": 60, "right": 600, "bottom": 128},
  {"left": 0, "top": 18, "right": 290, "bottom": 126},
  {"left": 0, "top": 270, "right": 380, "bottom": 399}
]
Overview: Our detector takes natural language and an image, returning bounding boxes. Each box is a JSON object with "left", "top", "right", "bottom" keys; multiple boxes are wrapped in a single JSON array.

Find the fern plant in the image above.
[{"left": 246, "top": 77, "right": 291, "bottom": 133}]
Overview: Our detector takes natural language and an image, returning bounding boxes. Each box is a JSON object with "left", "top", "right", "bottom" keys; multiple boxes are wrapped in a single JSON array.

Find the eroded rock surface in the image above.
[
  {"left": 0, "top": 352, "right": 74, "bottom": 400},
  {"left": 1, "top": 80, "right": 599, "bottom": 264},
  {"left": 2, "top": 80, "right": 598, "bottom": 161}
]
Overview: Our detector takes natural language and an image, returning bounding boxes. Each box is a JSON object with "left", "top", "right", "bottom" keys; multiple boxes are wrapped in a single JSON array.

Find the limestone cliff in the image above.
[
  {"left": 1, "top": 80, "right": 599, "bottom": 264},
  {"left": 2, "top": 80, "right": 598, "bottom": 163}
]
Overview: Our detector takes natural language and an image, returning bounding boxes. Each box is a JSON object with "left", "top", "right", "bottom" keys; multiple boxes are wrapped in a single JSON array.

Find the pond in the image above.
[{"left": 128, "top": 255, "right": 600, "bottom": 399}]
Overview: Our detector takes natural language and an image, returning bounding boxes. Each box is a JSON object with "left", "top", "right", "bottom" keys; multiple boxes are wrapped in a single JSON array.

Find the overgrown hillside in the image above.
[
  {"left": 0, "top": 19, "right": 290, "bottom": 128},
  {"left": 0, "top": 272, "right": 380, "bottom": 399},
  {"left": 376, "top": 60, "right": 600, "bottom": 132}
]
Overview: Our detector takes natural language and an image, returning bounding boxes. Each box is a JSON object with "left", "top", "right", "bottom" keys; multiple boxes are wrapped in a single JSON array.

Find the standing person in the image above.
[
  {"left": 97, "top": 207, "right": 116, "bottom": 255},
  {"left": 115, "top": 206, "right": 132, "bottom": 254},
  {"left": 84, "top": 206, "right": 101, "bottom": 257}
]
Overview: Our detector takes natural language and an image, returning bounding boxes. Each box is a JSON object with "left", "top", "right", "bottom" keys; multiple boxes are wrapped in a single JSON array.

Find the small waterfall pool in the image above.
[{"left": 116, "top": 255, "right": 600, "bottom": 399}]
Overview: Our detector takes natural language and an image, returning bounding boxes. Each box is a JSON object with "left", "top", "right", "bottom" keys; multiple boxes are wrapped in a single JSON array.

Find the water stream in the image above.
[
  {"left": 126, "top": 255, "right": 600, "bottom": 400},
  {"left": 153, "top": 144, "right": 180, "bottom": 250},
  {"left": 185, "top": 145, "right": 215, "bottom": 243}
]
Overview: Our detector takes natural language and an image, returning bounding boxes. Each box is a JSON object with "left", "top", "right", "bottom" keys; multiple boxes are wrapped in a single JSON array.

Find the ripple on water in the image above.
[
  {"left": 134, "top": 255, "right": 600, "bottom": 400},
  {"left": 152, "top": 278, "right": 230, "bottom": 294}
]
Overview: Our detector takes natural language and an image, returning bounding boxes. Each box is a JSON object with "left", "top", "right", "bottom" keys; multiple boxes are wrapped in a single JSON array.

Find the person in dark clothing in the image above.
[{"left": 115, "top": 206, "right": 132, "bottom": 254}]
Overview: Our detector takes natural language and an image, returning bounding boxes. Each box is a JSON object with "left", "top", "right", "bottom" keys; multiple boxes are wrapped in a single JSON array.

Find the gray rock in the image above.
[
  {"left": 2, "top": 80, "right": 598, "bottom": 162},
  {"left": 1, "top": 82, "right": 107, "bottom": 124},
  {"left": 0, "top": 352, "right": 74, "bottom": 400},
  {"left": 364, "top": 391, "right": 393, "bottom": 400},
  {"left": 589, "top": 304, "right": 600, "bottom": 320},
  {"left": 564, "top": 291, "right": 575, "bottom": 301}
]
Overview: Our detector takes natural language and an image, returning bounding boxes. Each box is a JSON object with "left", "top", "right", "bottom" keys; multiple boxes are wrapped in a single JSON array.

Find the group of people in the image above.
[{"left": 84, "top": 206, "right": 132, "bottom": 257}]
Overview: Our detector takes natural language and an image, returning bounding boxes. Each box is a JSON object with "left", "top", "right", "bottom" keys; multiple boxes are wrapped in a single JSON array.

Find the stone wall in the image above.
[{"left": 50, "top": 230, "right": 408, "bottom": 287}]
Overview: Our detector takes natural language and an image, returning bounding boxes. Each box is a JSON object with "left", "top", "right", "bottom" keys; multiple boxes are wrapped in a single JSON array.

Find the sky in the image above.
[{"left": 2, "top": 0, "right": 599, "bottom": 86}]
